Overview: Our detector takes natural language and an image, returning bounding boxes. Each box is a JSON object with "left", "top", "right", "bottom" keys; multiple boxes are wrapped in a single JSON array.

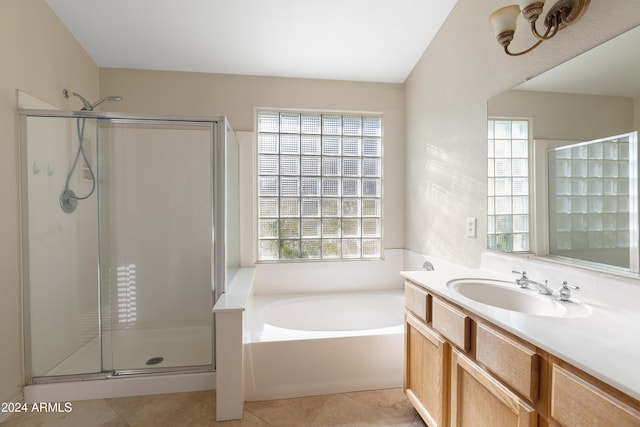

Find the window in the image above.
[
  {"left": 257, "top": 111, "right": 382, "bottom": 261},
  {"left": 487, "top": 119, "right": 530, "bottom": 252}
]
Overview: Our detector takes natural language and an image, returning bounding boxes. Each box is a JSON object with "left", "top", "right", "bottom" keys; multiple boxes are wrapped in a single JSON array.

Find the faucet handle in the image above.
[
  {"left": 512, "top": 270, "right": 527, "bottom": 277},
  {"left": 558, "top": 281, "right": 580, "bottom": 302}
]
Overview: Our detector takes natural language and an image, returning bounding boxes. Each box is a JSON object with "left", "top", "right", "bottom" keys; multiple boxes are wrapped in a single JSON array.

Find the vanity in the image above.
[{"left": 401, "top": 267, "right": 640, "bottom": 427}]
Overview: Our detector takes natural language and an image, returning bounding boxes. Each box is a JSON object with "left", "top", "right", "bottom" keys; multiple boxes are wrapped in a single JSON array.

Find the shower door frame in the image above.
[{"left": 19, "top": 109, "right": 231, "bottom": 384}]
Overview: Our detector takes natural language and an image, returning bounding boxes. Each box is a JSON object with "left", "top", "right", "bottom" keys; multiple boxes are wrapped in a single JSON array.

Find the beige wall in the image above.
[
  {"left": 489, "top": 90, "right": 634, "bottom": 141},
  {"left": 100, "top": 69, "right": 406, "bottom": 254},
  {"left": 405, "top": 0, "right": 640, "bottom": 267},
  {"left": 0, "top": 0, "right": 99, "bottom": 404}
]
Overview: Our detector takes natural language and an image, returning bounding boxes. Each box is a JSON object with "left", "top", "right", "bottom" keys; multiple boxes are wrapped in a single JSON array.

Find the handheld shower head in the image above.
[
  {"left": 63, "top": 89, "right": 123, "bottom": 111},
  {"left": 89, "top": 95, "right": 123, "bottom": 110}
]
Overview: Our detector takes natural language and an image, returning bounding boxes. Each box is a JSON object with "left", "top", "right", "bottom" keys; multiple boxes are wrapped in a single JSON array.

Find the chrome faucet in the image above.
[{"left": 512, "top": 270, "right": 554, "bottom": 295}]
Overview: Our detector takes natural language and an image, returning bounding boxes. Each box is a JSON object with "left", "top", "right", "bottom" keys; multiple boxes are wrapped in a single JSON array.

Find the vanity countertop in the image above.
[{"left": 401, "top": 267, "right": 640, "bottom": 401}]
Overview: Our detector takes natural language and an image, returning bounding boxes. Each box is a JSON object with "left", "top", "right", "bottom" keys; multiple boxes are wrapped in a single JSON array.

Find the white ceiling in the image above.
[{"left": 46, "top": 0, "right": 458, "bottom": 84}]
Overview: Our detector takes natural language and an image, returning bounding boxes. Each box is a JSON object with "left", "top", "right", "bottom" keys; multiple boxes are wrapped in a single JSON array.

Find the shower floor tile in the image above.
[{"left": 3, "top": 388, "right": 427, "bottom": 426}]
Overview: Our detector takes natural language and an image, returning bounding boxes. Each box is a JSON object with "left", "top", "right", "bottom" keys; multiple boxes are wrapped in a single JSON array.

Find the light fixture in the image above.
[{"left": 489, "top": 0, "right": 590, "bottom": 56}]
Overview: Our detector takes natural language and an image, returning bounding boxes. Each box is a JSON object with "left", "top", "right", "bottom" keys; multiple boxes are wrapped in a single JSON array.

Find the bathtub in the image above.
[{"left": 243, "top": 289, "right": 405, "bottom": 401}]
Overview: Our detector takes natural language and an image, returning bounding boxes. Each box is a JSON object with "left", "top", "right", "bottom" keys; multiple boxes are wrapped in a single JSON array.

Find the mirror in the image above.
[{"left": 488, "top": 25, "right": 640, "bottom": 273}]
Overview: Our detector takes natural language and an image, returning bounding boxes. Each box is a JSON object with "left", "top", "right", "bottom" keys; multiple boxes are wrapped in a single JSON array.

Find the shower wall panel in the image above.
[{"left": 25, "top": 117, "right": 99, "bottom": 377}]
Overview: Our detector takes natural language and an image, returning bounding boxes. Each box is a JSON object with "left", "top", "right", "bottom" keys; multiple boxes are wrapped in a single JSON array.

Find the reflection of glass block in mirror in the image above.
[
  {"left": 571, "top": 196, "right": 588, "bottom": 213},
  {"left": 603, "top": 196, "right": 617, "bottom": 213},
  {"left": 618, "top": 160, "right": 630, "bottom": 177},
  {"left": 494, "top": 159, "right": 511, "bottom": 177},
  {"left": 571, "top": 160, "right": 588, "bottom": 177},
  {"left": 603, "top": 213, "right": 617, "bottom": 231},
  {"left": 587, "top": 143, "right": 604, "bottom": 159},
  {"left": 603, "top": 142, "right": 619, "bottom": 160},
  {"left": 495, "top": 197, "right": 512, "bottom": 214},
  {"left": 617, "top": 213, "right": 630, "bottom": 230},
  {"left": 495, "top": 215, "right": 512, "bottom": 233},
  {"left": 617, "top": 231, "right": 630, "bottom": 248},
  {"left": 572, "top": 214, "right": 587, "bottom": 232},
  {"left": 487, "top": 216, "right": 495, "bottom": 234},
  {"left": 494, "top": 178, "right": 511, "bottom": 195},
  {"left": 587, "top": 179, "right": 603, "bottom": 196},
  {"left": 603, "top": 231, "right": 617, "bottom": 248},
  {"left": 512, "top": 159, "right": 528, "bottom": 177},
  {"left": 556, "top": 178, "right": 571, "bottom": 195},
  {"left": 494, "top": 139, "right": 511, "bottom": 157},
  {"left": 556, "top": 214, "right": 571, "bottom": 231},
  {"left": 556, "top": 196, "right": 571, "bottom": 214},
  {"left": 512, "top": 234, "right": 529, "bottom": 251},
  {"left": 588, "top": 197, "right": 603, "bottom": 213},
  {"left": 572, "top": 232, "right": 588, "bottom": 249},
  {"left": 587, "top": 213, "right": 603, "bottom": 231},
  {"left": 571, "top": 145, "right": 587, "bottom": 159},
  {"left": 617, "top": 179, "right": 629, "bottom": 195},
  {"left": 556, "top": 160, "right": 571, "bottom": 177},
  {"left": 556, "top": 232, "right": 572, "bottom": 250},
  {"left": 588, "top": 232, "right": 603, "bottom": 249},
  {"left": 512, "top": 178, "right": 528, "bottom": 195},
  {"left": 512, "top": 196, "right": 528, "bottom": 214},
  {"left": 603, "top": 161, "right": 619, "bottom": 177},
  {"left": 587, "top": 160, "right": 603, "bottom": 177},
  {"left": 603, "top": 178, "right": 617, "bottom": 195},
  {"left": 571, "top": 178, "right": 587, "bottom": 195},
  {"left": 513, "top": 215, "right": 529, "bottom": 233}
]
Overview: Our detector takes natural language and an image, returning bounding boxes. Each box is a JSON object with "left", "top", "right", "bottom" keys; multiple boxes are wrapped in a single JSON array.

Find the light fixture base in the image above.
[
  {"left": 496, "top": 30, "right": 515, "bottom": 48},
  {"left": 521, "top": 2, "right": 545, "bottom": 22},
  {"left": 545, "top": 0, "right": 590, "bottom": 30}
]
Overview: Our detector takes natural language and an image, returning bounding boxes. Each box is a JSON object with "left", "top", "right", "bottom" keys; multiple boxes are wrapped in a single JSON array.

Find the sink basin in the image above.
[{"left": 447, "top": 278, "right": 591, "bottom": 318}]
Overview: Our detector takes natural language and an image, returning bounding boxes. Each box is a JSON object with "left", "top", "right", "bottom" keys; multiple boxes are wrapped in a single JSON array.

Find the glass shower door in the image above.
[{"left": 98, "top": 120, "right": 214, "bottom": 373}]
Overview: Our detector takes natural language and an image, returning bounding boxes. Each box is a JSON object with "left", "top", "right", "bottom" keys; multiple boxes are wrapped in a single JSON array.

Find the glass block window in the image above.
[
  {"left": 258, "top": 111, "right": 382, "bottom": 261},
  {"left": 488, "top": 119, "right": 530, "bottom": 252}
]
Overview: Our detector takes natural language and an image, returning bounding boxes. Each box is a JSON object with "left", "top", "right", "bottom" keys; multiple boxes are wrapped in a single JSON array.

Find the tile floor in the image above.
[{"left": 3, "top": 388, "right": 427, "bottom": 426}]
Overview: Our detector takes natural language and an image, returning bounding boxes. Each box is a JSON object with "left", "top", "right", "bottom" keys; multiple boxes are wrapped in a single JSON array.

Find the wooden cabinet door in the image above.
[
  {"left": 551, "top": 363, "right": 640, "bottom": 427},
  {"left": 405, "top": 313, "right": 449, "bottom": 427},
  {"left": 450, "top": 348, "right": 538, "bottom": 427}
]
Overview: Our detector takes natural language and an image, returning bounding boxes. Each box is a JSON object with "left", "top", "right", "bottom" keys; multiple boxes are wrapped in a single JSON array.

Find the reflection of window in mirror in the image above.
[
  {"left": 487, "top": 119, "right": 531, "bottom": 252},
  {"left": 546, "top": 132, "right": 639, "bottom": 273}
]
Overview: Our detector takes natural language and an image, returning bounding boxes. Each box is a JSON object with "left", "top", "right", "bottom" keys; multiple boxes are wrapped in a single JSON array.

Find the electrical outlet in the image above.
[{"left": 466, "top": 217, "right": 477, "bottom": 238}]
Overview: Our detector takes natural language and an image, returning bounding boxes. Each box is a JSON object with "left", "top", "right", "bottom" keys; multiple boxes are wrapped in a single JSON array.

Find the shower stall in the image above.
[{"left": 19, "top": 107, "right": 239, "bottom": 384}]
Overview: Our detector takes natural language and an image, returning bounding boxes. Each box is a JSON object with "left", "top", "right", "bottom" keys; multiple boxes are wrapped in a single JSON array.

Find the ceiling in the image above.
[
  {"left": 46, "top": 0, "right": 458, "bottom": 84},
  {"left": 516, "top": 25, "right": 640, "bottom": 98}
]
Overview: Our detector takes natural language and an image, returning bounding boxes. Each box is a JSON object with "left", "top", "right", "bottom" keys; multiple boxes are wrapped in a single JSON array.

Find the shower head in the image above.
[
  {"left": 63, "top": 89, "right": 123, "bottom": 111},
  {"left": 89, "top": 95, "right": 123, "bottom": 110}
]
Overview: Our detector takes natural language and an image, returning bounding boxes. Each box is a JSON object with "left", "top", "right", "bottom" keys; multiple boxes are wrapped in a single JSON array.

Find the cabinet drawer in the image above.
[
  {"left": 404, "top": 281, "right": 430, "bottom": 322},
  {"left": 476, "top": 323, "right": 539, "bottom": 402},
  {"left": 551, "top": 364, "right": 640, "bottom": 427},
  {"left": 432, "top": 297, "right": 470, "bottom": 352}
]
